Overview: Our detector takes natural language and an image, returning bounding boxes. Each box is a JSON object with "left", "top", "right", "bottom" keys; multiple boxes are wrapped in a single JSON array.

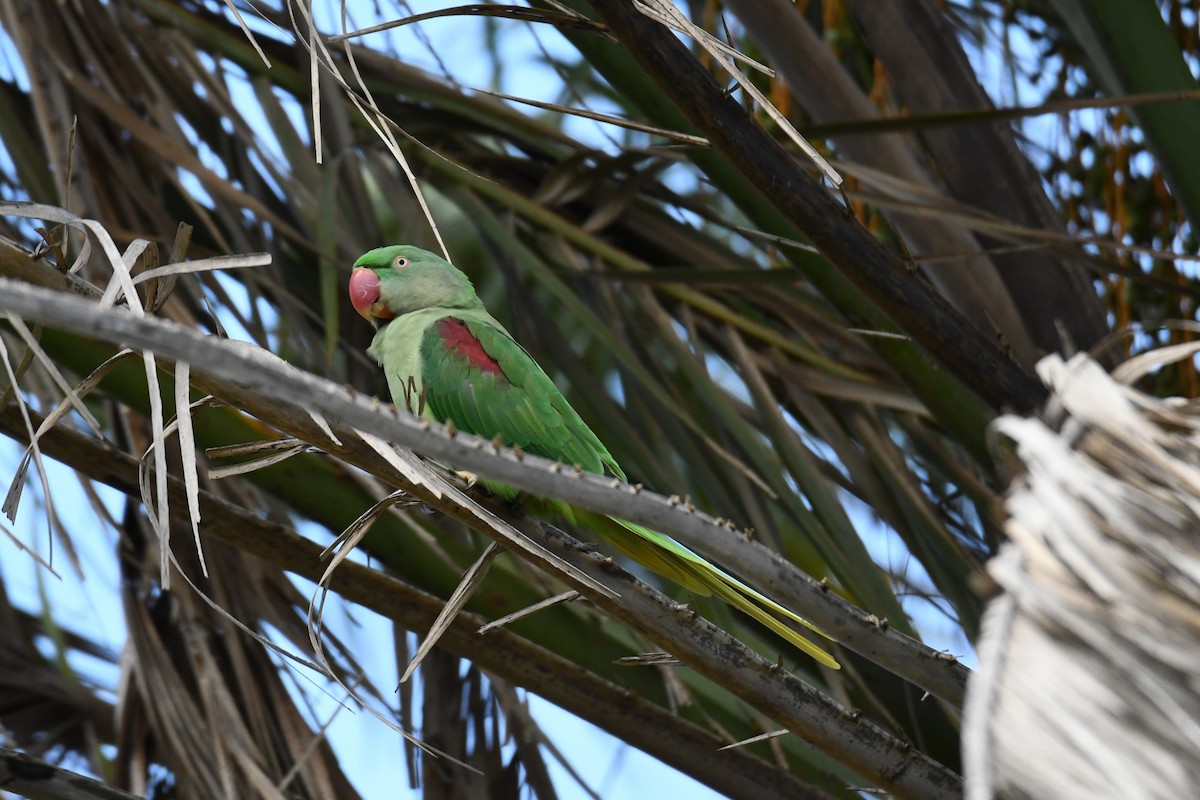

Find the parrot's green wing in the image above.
[{"left": 418, "top": 314, "right": 624, "bottom": 481}]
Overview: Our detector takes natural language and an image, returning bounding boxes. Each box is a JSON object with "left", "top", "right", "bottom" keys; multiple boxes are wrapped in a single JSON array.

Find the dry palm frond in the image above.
[
  {"left": 966, "top": 351, "right": 1200, "bottom": 799},
  {"left": 476, "top": 590, "right": 580, "bottom": 634},
  {"left": 114, "top": 500, "right": 366, "bottom": 800},
  {"left": 633, "top": 0, "right": 840, "bottom": 187},
  {"left": 400, "top": 541, "right": 503, "bottom": 684}
]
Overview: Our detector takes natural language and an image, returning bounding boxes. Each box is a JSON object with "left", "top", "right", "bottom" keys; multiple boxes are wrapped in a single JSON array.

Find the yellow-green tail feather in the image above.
[{"left": 577, "top": 511, "right": 840, "bottom": 669}]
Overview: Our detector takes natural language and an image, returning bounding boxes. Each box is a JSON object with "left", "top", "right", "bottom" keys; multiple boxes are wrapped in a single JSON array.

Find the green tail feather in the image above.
[{"left": 576, "top": 511, "right": 840, "bottom": 670}]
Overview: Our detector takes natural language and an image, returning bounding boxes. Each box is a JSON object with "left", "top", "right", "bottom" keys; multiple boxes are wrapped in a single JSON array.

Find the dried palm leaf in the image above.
[{"left": 967, "top": 351, "right": 1200, "bottom": 798}]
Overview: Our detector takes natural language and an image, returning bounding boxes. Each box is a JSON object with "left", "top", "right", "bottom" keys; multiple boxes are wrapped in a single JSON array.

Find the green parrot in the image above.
[{"left": 349, "top": 244, "right": 838, "bottom": 669}]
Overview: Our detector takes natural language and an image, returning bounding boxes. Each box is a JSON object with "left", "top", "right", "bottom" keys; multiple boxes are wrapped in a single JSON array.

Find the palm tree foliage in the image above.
[{"left": 0, "top": 0, "right": 1195, "bottom": 797}]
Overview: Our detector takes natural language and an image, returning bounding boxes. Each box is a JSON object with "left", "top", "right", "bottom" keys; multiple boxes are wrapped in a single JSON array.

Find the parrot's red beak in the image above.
[{"left": 349, "top": 268, "right": 393, "bottom": 321}]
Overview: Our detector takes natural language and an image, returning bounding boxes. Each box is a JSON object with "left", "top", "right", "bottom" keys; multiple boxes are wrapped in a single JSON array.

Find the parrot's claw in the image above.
[{"left": 454, "top": 470, "right": 478, "bottom": 490}]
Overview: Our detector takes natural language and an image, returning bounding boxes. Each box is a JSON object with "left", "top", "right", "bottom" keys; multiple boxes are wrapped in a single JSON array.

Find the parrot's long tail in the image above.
[{"left": 577, "top": 511, "right": 840, "bottom": 669}]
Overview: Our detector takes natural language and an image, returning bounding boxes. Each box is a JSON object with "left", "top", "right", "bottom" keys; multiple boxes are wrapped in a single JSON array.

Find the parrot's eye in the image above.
[{"left": 392, "top": 256, "right": 410, "bottom": 270}]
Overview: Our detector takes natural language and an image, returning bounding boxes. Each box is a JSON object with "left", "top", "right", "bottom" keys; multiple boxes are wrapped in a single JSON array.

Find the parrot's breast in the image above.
[{"left": 367, "top": 308, "right": 447, "bottom": 417}]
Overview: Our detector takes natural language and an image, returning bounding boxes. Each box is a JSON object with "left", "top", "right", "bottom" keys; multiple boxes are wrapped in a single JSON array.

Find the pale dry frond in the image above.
[
  {"left": 477, "top": 590, "right": 580, "bottom": 634},
  {"left": 219, "top": 0, "right": 274, "bottom": 67},
  {"left": 635, "top": 0, "right": 840, "bottom": 187},
  {"left": 3, "top": 313, "right": 101, "bottom": 432},
  {"left": 967, "top": 352, "right": 1200, "bottom": 799},
  {"left": 207, "top": 442, "right": 312, "bottom": 479},
  {"left": 0, "top": 332, "right": 54, "bottom": 549},
  {"left": 139, "top": 349, "right": 171, "bottom": 587},
  {"left": 172, "top": 361, "right": 205, "bottom": 575},
  {"left": 401, "top": 541, "right": 503, "bottom": 684},
  {"left": 131, "top": 252, "right": 271, "bottom": 285},
  {"left": 305, "top": 408, "right": 342, "bottom": 446},
  {"left": 718, "top": 728, "right": 789, "bottom": 751},
  {"left": 634, "top": 1, "right": 776, "bottom": 76},
  {"left": 0, "top": 509, "right": 56, "bottom": 573}
]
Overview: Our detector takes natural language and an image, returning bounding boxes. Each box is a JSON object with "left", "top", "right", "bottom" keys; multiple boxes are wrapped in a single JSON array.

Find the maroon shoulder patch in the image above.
[{"left": 438, "top": 318, "right": 504, "bottom": 375}]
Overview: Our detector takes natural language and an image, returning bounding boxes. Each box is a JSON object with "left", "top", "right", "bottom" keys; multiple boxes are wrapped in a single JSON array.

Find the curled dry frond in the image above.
[{"left": 968, "top": 352, "right": 1200, "bottom": 799}]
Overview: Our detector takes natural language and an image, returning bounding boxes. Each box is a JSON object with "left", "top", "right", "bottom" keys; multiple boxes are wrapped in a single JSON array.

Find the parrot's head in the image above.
[{"left": 349, "top": 245, "right": 481, "bottom": 324}]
